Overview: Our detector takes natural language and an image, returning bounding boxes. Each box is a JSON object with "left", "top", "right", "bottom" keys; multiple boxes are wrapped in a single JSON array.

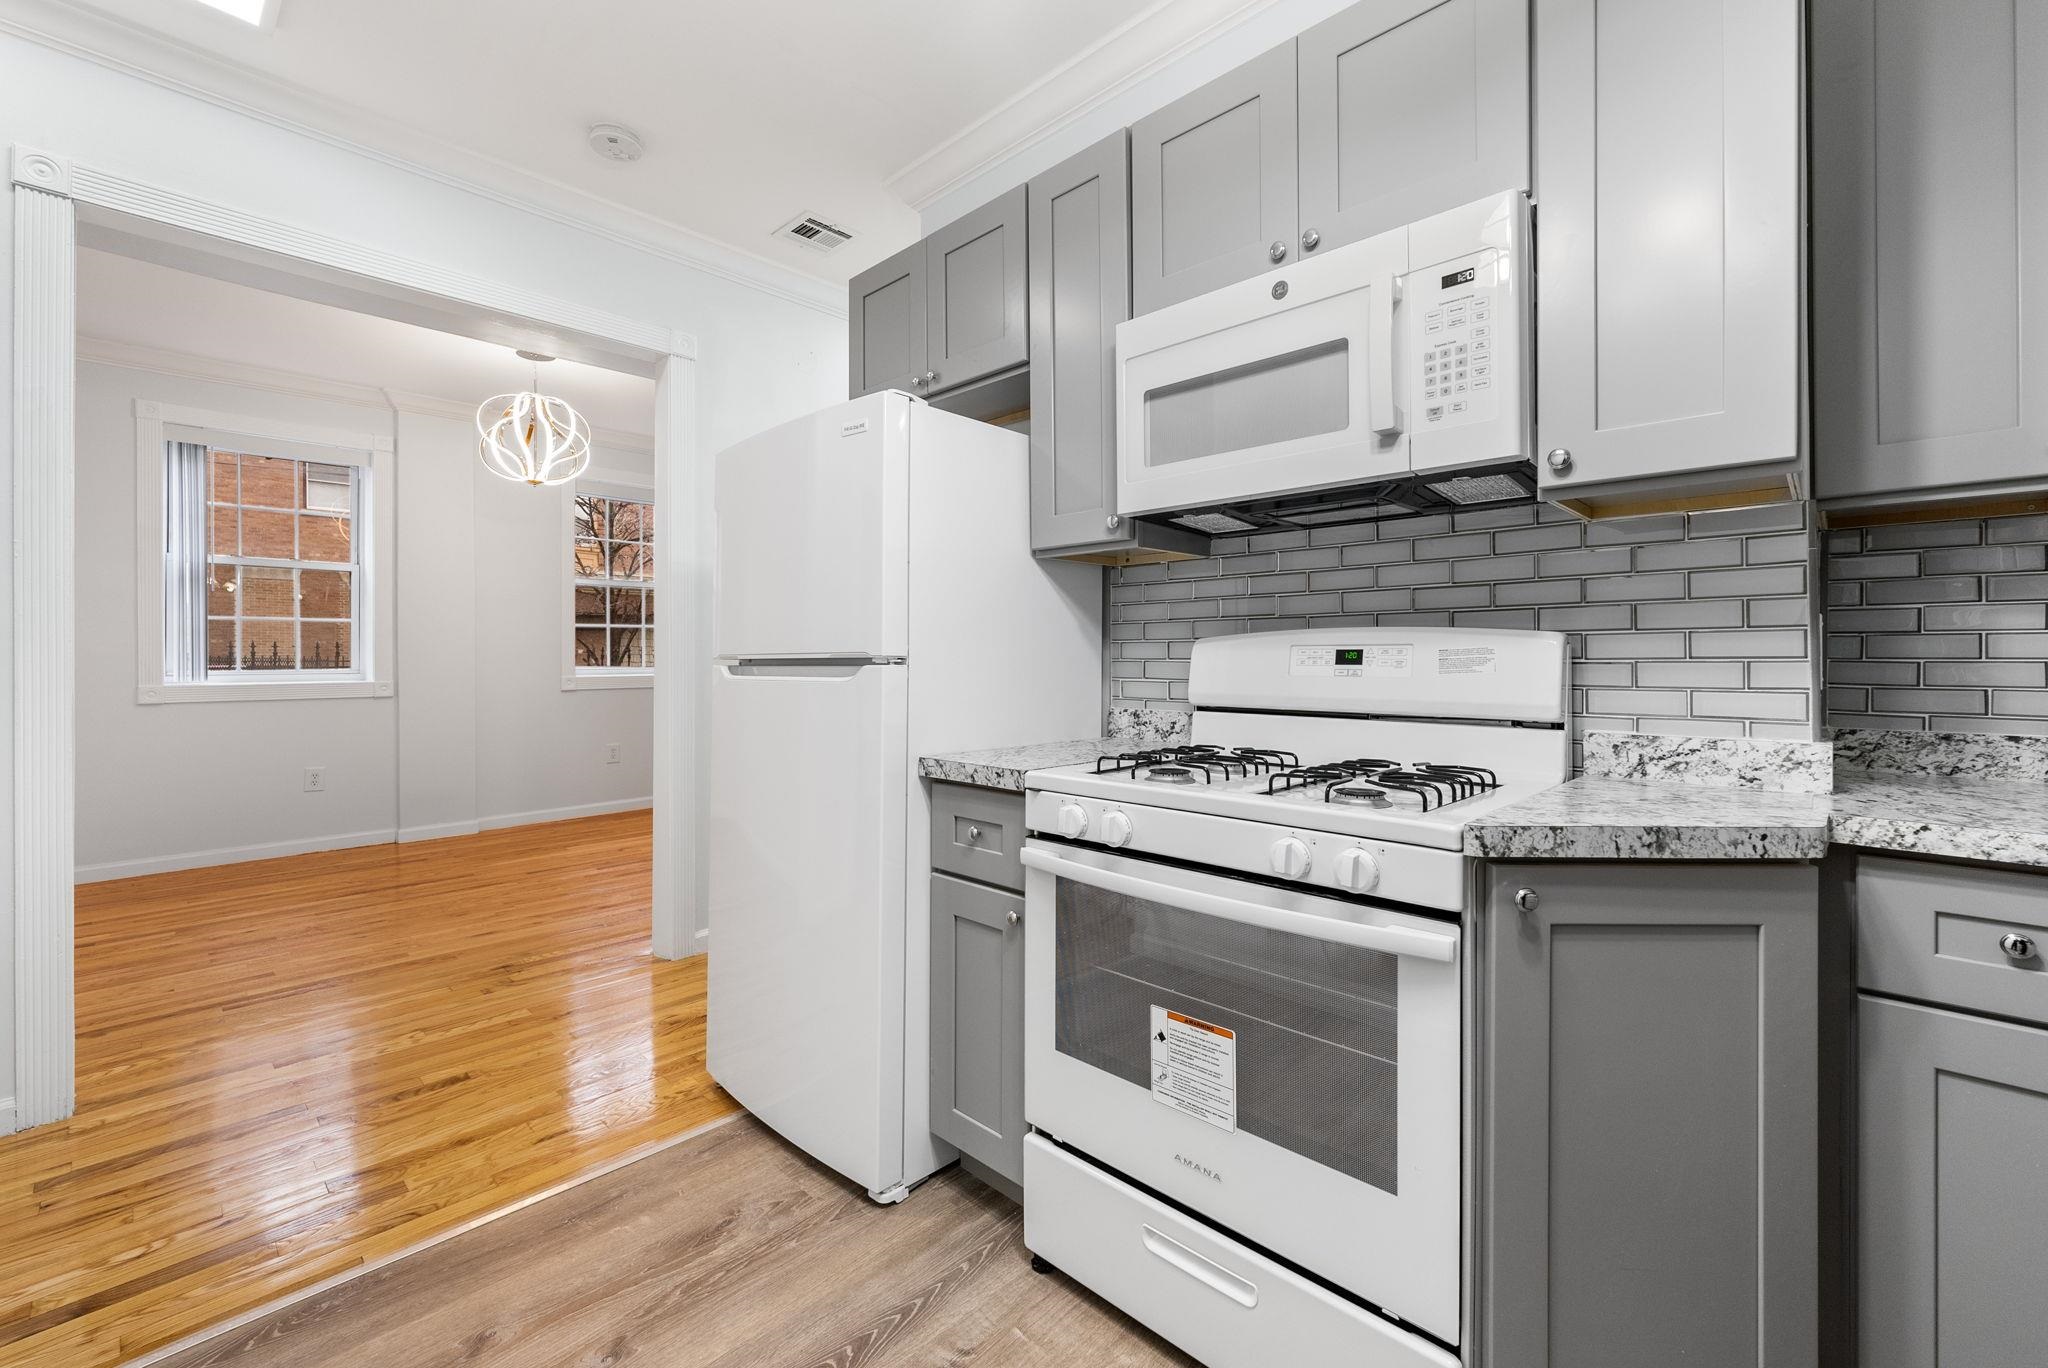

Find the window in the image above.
[{"left": 571, "top": 491, "right": 655, "bottom": 676}]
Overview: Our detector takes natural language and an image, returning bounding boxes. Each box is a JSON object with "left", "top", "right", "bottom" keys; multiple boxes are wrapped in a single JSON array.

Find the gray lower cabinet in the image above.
[
  {"left": 1532, "top": 0, "right": 1803, "bottom": 513},
  {"left": 848, "top": 241, "right": 926, "bottom": 398},
  {"left": 1295, "top": 0, "right": 1528, "bottom": 258},
  {"left": 1857, "top": 996, "right": 2048, "bottom": 1368},
  {"left": 1812, "top": 0, "right": 2048, "bottom": 505},
  {"left": 929, "top": 870, "right": 1026, "bottom": 1185},
  {"left": 1482, "top": 862, "right": 1819, "bottom": 1367},
  {"left": 1130, "top": 40, "right": 1298, "bottom": 317}
]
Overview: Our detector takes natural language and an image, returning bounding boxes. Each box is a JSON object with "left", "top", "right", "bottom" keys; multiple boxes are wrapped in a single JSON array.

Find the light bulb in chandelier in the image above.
[{"left": 477, "top": 351, "right": 592, "bottom": 486}]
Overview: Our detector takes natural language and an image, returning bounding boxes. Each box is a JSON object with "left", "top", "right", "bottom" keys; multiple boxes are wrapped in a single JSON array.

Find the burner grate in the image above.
[{"left": 1259, "top": 757, "right": 1503, "bottom": 810}]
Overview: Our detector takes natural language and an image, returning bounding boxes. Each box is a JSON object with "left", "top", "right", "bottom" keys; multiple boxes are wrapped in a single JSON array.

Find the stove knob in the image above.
[
  {"left": 1055, "top": 802, "right": 1089, "bottom": 839},
  {"left": 1099, "top": 810, "right": 1134, "bottom": 848},
  {"left": 1335, "top": 847, "right": 1382, "bottom": 895},
  {"left": 1268, "top": 836, "right": 1312, "bottom": 880}
]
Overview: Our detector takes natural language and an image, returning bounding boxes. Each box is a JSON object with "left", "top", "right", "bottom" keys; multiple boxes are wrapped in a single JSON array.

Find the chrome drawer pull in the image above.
[{"left": 2000, "top": 932, "right": 2037, "bottom": 962}]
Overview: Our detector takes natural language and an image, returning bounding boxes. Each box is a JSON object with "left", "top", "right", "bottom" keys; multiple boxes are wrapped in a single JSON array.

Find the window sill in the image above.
[
  {"left": 138, "top": 679, "right": 393, "bottom": 705},
  {"left": 562, "top": 670, "right": 654, "bottom": 692}
]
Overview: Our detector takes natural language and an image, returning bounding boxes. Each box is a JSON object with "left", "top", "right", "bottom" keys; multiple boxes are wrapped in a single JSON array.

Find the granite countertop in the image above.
[
  {"left": 1466, "top": 770, "right": 2048, "bottom": 868},
  {"left": 918, "top": 738, "right": 1134, "bottom": 792}
]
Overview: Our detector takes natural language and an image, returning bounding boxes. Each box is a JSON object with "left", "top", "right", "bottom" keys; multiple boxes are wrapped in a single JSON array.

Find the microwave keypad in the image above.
[{"left": 1421, "top": 294, "right": 1493, "bottom": 426}]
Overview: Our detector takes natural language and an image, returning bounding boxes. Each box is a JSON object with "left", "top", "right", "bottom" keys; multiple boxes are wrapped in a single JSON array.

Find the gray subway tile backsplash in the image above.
[{"left": 1823, "top": 512, "right": 2048, "bottom": 736}]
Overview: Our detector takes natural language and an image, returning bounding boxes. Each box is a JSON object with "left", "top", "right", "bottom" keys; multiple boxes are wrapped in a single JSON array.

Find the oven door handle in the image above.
[{"left": 1020, "top": 847, "right": 1457, "bottom": 963}]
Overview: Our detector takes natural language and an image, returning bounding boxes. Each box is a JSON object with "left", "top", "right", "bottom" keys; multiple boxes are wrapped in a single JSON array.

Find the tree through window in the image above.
[{"left": 572, "top": 493, "right": 654, "bottom": 671}]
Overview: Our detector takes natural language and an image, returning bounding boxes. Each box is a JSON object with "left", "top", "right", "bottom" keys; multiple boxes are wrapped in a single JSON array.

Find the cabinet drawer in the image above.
[
  {"left": 1023, "top": 1136, "right": 1456, "bottom": 1368},
  {"left": 929, "top": 782, "right": 1026, "bottom": 892},
  {"left": 1858, "top": 855, "right": 2048, "bottom": 1025}
]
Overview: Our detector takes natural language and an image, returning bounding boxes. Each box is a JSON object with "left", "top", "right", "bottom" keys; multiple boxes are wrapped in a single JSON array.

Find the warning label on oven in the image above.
[
  {"left": 1437, "top": 644, "right": 1498, "bottom": 676},
  {"left": 1150, "top": 1006, "right": 1237, "bottom": 1133}
]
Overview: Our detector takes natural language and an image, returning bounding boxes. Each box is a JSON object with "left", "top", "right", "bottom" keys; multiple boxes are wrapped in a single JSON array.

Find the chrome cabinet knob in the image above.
[
  {"left": 924, "top": 370, "right": 939, "bottom": 389},
  {"left": 1106, "top": 513, "right": 1121, "bottom": 530},
  {"left": 1545, "top": 448, "right": 1574, "bottom": 476},
  {"left": 2001, "top": 932, "right": 2037, "bottom": 961},
  {"left": 1006, "top": 909, "right": 1021, "bottom": 928},
  {"left": 1302, "top": 229, "right": 1321, "bottom": 252},
  {"left": 966, "top": 824, "right": 983, "bottom": 843},
  {"left": 1513, "top": 888, "right": 1541, "bottom": 914},
  {"left": 1269, "top": 239, "right": 1288, "bottom": 263}
]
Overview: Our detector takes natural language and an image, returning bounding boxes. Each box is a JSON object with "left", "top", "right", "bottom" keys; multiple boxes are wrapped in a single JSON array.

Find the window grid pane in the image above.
[
  {"left": 572, "top": 496, "right": 655, "bottom": 671},
  {"left": 201, "top": 451, "right": 359, "bottom": 678}
]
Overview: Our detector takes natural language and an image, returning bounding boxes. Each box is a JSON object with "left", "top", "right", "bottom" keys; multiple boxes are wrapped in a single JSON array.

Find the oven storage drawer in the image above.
[
  {"left": 1022, "top": 1136, "right": 1456, "bottom": 1368},
  {"left": 1857, "top": 855, "right": 2048, "bottom": 1026},
  {"left": 930, "top": 782, "right": 1026, "bottom": 893}
]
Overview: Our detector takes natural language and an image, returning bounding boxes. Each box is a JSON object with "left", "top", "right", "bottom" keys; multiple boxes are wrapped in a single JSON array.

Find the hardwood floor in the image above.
[
  {"left": 0, "top": 812, "right": 738, "bottom": 1368},
  {"left": 151, "top": 1115, "right": 1196, "bottom": 1368}
]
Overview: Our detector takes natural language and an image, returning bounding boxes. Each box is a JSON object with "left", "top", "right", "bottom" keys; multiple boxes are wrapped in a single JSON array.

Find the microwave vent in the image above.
[
  {"left": 1169, "top": 511, "right": 1263, "bottom": 535},
  {"left": 775, "top": 214, "right": 854, "bottom": 252},
  {"left": 1420, "top": 471, "right": 1532, "bottom": 505}
]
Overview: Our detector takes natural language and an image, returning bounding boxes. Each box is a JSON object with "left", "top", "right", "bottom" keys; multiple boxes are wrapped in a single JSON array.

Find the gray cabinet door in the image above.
[
  {"left": 1297, "top": 0, "right": 1529, "bottom": 258},
  {"left": 1029, "top": 132, "right": 1131, "bottom": 553},
  {"left": 1532, "top": 0, "right": 1802, "bottom": 498},
  {"left": 924, "top": 184, "right": 1029, "bottom": 395},
  {"left": 1483, "top": 863, "right": 1819, "bottom": 1367},
  {"left": 1812, "top": 0, "right": 2048, "bottom": 502},
  {"left": 848, "top": 241, "right": 926, "bottom": 398},
  {"left": 1130, "top": 40, "right": 1298, "bottom": 316},
  {"left": 1858, "top": 996, "right": 2048, "bottom": 1368},
  {"left": 930, "top": 871, "right": 1026, "bottom": 1185}
]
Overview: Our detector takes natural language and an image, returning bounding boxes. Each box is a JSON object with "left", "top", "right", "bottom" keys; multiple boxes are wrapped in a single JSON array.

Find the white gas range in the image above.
[{"left": 1019, "top": 627, "right": 1569, "bottom": 1368}]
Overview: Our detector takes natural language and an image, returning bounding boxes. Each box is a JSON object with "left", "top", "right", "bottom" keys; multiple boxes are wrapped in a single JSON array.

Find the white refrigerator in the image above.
[{"left": 707, "top": 390, "right": 1101, "bottom": 1202}]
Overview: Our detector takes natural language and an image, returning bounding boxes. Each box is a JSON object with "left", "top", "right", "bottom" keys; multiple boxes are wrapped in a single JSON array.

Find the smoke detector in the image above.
[
  {"left": 774, "top": 213, "right": 854, "bottom": 253},
  {"left": 588, "top": 123, "right": 645, "bottom": 163}
]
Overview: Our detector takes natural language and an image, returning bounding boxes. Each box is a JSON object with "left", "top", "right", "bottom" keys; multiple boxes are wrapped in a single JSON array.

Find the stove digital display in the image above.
[{"left": 1334, "top": 648, "right": 1365, "bottom": 666}]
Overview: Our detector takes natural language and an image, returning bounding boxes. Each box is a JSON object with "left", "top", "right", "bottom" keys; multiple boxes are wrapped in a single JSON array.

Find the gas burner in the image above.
[
  {"left": 1144, "top": 764, "right": 1198, "bottom": 785},
  {"left": 1328, "top": 784, "right": 1393, "bottom": 808}
]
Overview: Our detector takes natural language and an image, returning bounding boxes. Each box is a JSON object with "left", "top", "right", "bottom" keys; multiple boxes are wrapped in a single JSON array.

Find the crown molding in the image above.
[
  {"left": 886, "top": 0, "right": 1283, "bottom": 214},
  {"left": 77, "top": 337, "right": 656, "bottom": 450},
  {"left": 0, "top": 0, "right": 846, "bottom": 319}
]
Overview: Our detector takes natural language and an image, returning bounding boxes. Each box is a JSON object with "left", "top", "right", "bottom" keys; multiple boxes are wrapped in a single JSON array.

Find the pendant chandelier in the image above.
[{"left": 477, "top": 350, "right": 592, "bottom": 486}]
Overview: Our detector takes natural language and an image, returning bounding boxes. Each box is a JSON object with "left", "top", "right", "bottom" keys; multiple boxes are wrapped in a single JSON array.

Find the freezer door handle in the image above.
[{"left": 719, "top": 660, "right": 896, "bottom": 680}]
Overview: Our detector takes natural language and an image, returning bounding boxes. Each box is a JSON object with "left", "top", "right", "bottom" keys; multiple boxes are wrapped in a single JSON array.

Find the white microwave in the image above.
[{"left": 1115, "top": 191, "right": 1531, "bottom": 521}]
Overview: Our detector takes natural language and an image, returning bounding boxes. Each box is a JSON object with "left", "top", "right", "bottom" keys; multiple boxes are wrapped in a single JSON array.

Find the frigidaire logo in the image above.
[{"left": 1174, "top": 1154, "right": 1222, "bottom": 1183}]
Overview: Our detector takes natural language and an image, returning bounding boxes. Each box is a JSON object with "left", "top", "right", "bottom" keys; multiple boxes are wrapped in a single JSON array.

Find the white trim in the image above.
[
  {"left": 889, "top": 0, "right": 1286, "bottom": 212},
  {"left": 12, "top": 152, "right": 77, "bottom": 1131},
  {"left": 80, "top": 335, "right": 392, "bottom": 409},
  {"left": 123, "top": 1111, "right": 746, "bottom": 1368},
  {"left": 0, "top": 1096, "right": 16, "bottom": 1137},
  {"left": 73, "top": 826, "right": 401, "bottom": 884},
  {"left": 561, "top": 671, "right": 654, "bottom": 693},
  {"left": 396, "top": 820, "right": 481, "bottom": 845},
  {"left": 0, "top": 3, "right": 843, "bottom": 318},
  {"left": 133, "top": 400, "right": 396, "bottom": 702},
  {"left": 382, "top": 389, "right": 655, "bottom": 456},
  {"left": 651, "top": 353, "right": 700, "bottom": 960},
  {"left": 476, "top": 797, "right": 653, "bottom": 832}
]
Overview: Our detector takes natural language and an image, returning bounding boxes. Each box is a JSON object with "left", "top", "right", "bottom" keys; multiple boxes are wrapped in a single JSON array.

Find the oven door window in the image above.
[{"left": 1054, "top": 877, "right": 1401, "bottom": 1194}]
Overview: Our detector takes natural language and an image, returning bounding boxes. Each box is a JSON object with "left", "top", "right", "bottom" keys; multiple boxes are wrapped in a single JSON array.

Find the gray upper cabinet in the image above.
[
  {"left": 1533, "top": 0, "right": 1803, "bottom": 511},
  {"left": 1483, "top": 862, "right": 1819, "bottom": 1367},
  {"left": 1812, "top": 0, "right": 2048, "bottom": 504},
  {"left": 929, "top": 870, "right": 1027, "bottom": 1186},
  {"left": 1296, "top": 0, "right": 1529, "bottom": 258},
  {"left": 1029, "top": 133, "right": 1132, "bottom": 553},
  {"left": 1131, "top": 40, "right": 1299, "bottom": 316},
  {"left": 1858, "top": 996, "right": 2048, "bottom": 1368},
  {"left": 925, "top": 184, "right": 1029, "bottom": 395},
  {"left": 848, "top": 241, "right": 926, "bottom": 398}
]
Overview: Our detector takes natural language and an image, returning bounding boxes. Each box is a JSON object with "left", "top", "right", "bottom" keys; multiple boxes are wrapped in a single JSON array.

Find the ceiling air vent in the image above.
[{"left": 775, "top": 214, "right": 854, "bottom": 253}]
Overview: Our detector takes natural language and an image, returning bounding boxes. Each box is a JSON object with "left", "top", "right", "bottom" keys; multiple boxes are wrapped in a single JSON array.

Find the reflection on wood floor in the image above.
[
  {"left": 0, "top": 811, "right": 737, "bottom": 1368},
  {"left": 154, "top": 1115, "right": 1197, "bottom": 1368}
]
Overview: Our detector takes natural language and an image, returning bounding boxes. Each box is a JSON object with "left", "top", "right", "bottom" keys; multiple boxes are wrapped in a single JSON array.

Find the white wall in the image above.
[
  {"left": 918, "top": 0, "right": 1356, "bottom": 233},
  {"left": 1, "top": 28, "right": 848, "bottom": 1109},
  {"left": 74, "top": 359, "right": 660, "bottom": 877}
]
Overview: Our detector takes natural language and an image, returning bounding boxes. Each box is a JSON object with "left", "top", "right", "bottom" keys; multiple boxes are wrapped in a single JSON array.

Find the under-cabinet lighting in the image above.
[{"left": 187, "top": 0, "right": 278, "bottom": 26}]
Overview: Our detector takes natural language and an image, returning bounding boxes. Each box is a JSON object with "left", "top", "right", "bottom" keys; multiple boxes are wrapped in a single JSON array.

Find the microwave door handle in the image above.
[
  {"left": 1369, "top": 273, "right": 1403, "bottom": 437},
  {"left": 1019, "top": 847, "right": 1456, "bottom": 962}
]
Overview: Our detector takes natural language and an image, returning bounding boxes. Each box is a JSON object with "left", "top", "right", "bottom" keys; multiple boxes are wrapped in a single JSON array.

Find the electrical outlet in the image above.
[
  {"left": 605, "top": 742, "right": 622, "bottom": 766},
  {"left": 304, "top": 766, "right": 325, "bottom": 793}
]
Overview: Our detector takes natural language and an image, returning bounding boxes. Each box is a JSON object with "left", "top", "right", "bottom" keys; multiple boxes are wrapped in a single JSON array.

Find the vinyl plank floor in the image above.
[{"left": 153, "top": 1117, "right": 1197, "bottom": 1368}]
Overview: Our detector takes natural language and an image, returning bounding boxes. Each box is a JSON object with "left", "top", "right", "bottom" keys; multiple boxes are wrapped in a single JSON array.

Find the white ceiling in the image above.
[
  {"left": 77, "top": 247, "right": 659, "bottom": 435},
  {"left": 16, "top": 0, "right": 1274, "bottom": 288}
]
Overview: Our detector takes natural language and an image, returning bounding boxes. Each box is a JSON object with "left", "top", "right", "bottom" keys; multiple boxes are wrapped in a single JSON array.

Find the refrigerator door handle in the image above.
[{"left": 721, "top": 658, "right": 902, "bottom": 679}]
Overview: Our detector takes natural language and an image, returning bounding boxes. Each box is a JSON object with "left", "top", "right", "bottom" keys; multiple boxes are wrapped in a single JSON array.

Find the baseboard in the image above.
[
  {"left": 0, "top": 1096, "right": 17, "bottom": 1137},
  {"left": 74, "top": 828, "right": 400, "bottom": 883},
  {"left": 475, "top": 797, "right": 652, "bottom": 831},
  {"left": 396, "top": 820, "right": 482, "bottom": 844}
]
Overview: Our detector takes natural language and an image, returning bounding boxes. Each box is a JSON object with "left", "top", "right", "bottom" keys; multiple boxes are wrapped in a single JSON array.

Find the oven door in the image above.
[
  {"left": 1114, "top": 226, "right": 1410, "bottom": 517},
  {"left": 1022, "top": 840, "right": 1461, "bottom": 1344}
]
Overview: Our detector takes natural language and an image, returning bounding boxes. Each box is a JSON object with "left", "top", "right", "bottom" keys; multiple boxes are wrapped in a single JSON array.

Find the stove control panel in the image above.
[{"left": 1021, "top": 790, "right": 1467, "bottom": 913}]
